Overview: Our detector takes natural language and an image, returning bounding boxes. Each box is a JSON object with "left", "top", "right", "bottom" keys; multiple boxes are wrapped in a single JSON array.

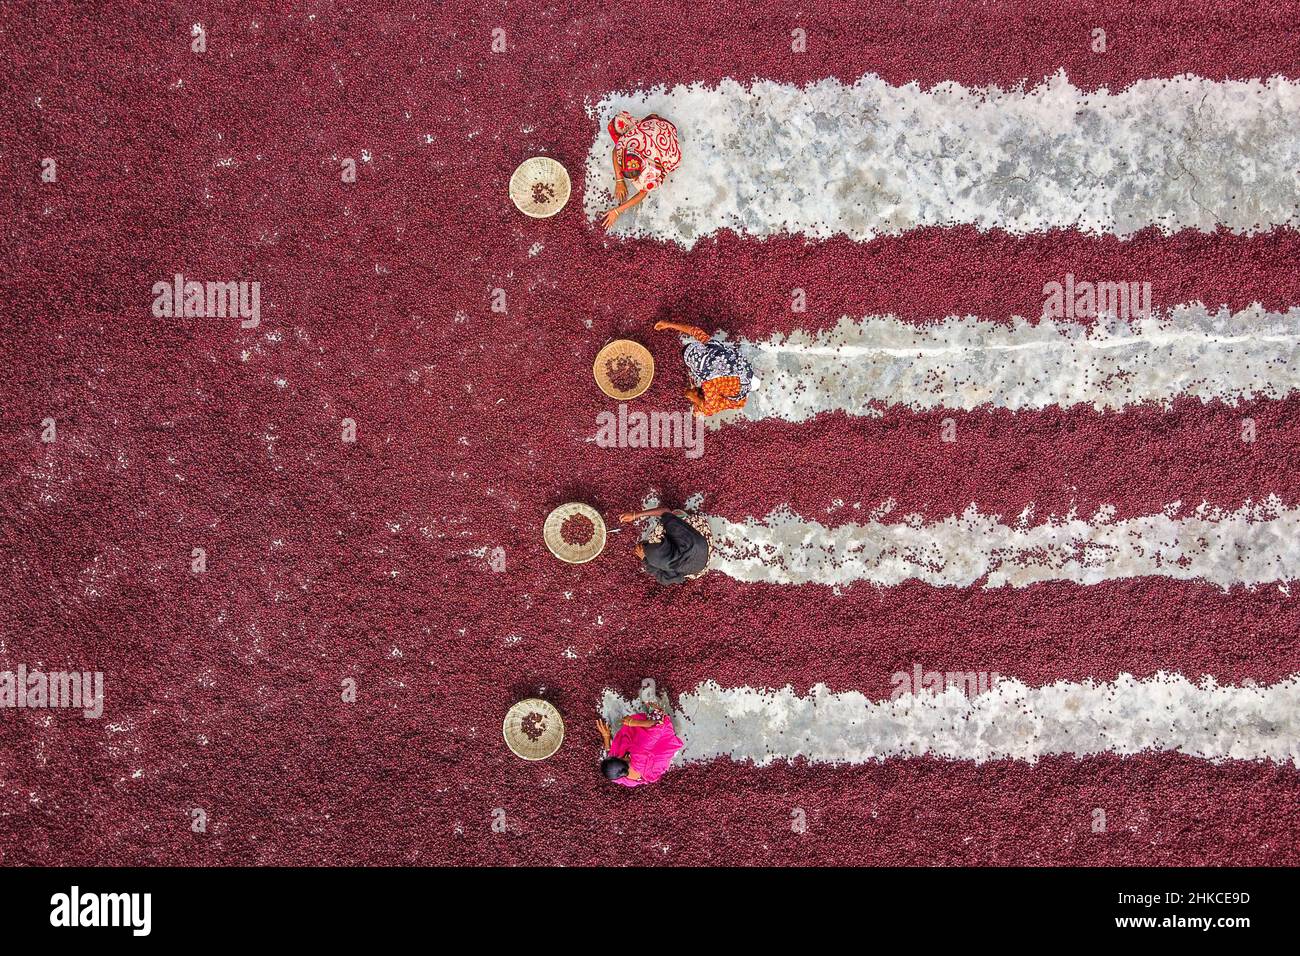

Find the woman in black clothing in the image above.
[{"left": 618, "top": 506, "right": 713, "bottom": 585}]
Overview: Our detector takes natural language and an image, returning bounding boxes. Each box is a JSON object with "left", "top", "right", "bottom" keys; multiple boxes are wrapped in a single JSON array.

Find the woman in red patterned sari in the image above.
[{"left": 601, "top": 110, "right": 683, "bottom": 231}]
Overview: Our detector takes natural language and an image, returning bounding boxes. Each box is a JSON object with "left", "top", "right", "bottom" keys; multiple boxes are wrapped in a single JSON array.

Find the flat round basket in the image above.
[
  {"left": 509, "top": 156, "right": 571, "bottom": 218},
  {"left": 543, "top": 502, "right": 606, "bottom": 564},
  {"left": 593, "top": 339, "right": 654, "bottom": 400},
  {"left": 503, "top": 698, "right": 565, "bottom": 761}
]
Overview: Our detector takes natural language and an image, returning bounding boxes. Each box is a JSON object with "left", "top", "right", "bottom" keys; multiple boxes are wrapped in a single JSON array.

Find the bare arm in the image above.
[
  {"left": 619, "top": 506, "right": 671, "bottom": 523},
  {"left": 611, "top": 146, "right": 627, "bottom": 201},
  {"left": 602, "top": 188, "right": 648, "bottom": 230}
]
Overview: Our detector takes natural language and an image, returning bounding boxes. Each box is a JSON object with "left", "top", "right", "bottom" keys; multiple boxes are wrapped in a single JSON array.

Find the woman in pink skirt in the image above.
[
  {"left": 601, "top": 110, "right": 682, "bottom": 231},
  {"left": 596, "top": 700, "right": 685, "bottom": 786}
]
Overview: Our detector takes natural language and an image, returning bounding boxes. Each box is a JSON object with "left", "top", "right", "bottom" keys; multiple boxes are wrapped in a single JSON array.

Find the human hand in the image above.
[
  {"left": 602, "top": 208, "right": 620, "bottom": 230},
  {"left": 615, "top": 181, "right": 628, "bottom": 202}
]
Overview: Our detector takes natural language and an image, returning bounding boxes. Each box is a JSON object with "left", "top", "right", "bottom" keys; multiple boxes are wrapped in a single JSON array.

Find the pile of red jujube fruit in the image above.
[
  {"left": 560, "top": 513, "right": 595, "bottom": 547},
  {"left": 604, "top": 355, "right": 642, "bottom": 392},
  {"left": 521, "top": 711, "right": 547, "bottom": 741}
]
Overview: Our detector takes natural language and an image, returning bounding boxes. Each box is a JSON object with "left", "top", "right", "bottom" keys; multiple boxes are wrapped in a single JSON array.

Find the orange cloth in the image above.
[{"left": 695, "top": 377, "right": 747, "bottom": 415}]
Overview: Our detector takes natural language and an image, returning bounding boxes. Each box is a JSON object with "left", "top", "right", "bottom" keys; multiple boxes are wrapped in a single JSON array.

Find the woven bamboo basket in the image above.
[
  {"left": 543, "top": 502, "right": 607, "bottom": 564},
  {"left": 593, "top": 339, "right": 654, "bottom": 400},
  {"left": 503, "top": 698, "right": 565, "bottom": 761},
  {"left": 509, "top": 157, "right": 571, "bottom": 218}
]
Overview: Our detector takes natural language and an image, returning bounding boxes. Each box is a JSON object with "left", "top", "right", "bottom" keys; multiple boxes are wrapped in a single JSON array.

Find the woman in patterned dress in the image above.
[
  {"left": 601, "top": 110, "right": 683, "bottom": 231},
  {"left": 619, "top": 505, "right": 713, "bottom": 584},
  {"left": 654, "top": 320, "right": 754, "bottom": 416}
]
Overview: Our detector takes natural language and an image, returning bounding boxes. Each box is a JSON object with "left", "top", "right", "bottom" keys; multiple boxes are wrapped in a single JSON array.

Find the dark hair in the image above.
[{"left": 601, "top": 757, "right": 629, "bottom": 780}]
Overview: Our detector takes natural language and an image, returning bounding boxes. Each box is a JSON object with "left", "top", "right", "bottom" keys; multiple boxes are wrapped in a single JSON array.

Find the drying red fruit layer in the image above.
[{"left": 2, "top": 0, "right": 1298, "bottom": 866}]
